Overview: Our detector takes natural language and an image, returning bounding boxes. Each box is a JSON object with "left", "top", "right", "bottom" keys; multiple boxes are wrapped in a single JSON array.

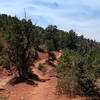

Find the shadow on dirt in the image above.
[
  {"left": 47, "top": 61, "right": 56, "bottom": 67},
  {"left": 8, "top": 73, "right": 50, "bottom": 86}
]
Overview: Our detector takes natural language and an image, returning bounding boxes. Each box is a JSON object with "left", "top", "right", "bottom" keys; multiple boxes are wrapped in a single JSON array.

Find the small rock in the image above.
[
  {"left": 21, "top": 97, "right": 24, "bottom": 100},
  {"left": 0, "top": 86, "right": 5, "bottom": 91}
]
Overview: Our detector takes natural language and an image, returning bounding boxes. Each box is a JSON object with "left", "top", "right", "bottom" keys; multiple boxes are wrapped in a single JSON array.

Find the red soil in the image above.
[{"left": 0, "top": 51, "right": 85, "bottom": 100}]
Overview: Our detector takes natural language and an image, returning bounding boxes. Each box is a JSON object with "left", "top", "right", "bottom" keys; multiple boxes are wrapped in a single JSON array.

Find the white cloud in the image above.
[{"left": 0, "top": 0, "right": 100, "bottom": 41}]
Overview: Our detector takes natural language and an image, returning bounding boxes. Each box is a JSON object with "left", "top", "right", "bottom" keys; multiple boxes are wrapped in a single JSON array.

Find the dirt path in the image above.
[
  {"left": 34, "top": 59, "right": 46, "bottom": 68},
  {"left": 30, "top": 67, "right": 84, "bottom": 100},
  {"left": 0, "top": 76, "right": 12, "bottom": 90},
  {"left": 7, "top": 73, "right": 66, "bottom": 100},
  {"left": 0, "top": 52, "right": 84, "bottom": 100},
  {"left": 6, "top": 68, "right": 60, "bottom": 100},
  {"left": 31, "top": 76, "right": 61, "bottom": 100},
  {"left": 6, "top": 67, "right": 84, "bottom": 100}
]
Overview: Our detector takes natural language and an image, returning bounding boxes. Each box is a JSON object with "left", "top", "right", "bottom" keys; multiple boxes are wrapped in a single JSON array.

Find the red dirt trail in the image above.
[{"left": 0, "top": 52, "right": 85, "bottom": 100}]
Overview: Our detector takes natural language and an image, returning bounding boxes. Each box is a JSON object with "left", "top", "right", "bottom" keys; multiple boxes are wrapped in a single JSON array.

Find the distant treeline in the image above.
[{"left": 0, "top": 14, "right": 100, "bottom": 55}]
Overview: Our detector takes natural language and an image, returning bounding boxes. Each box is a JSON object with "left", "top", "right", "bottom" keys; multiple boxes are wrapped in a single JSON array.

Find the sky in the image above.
[{"left": 0, "top": 0, "right": 100, "bottom": 41}]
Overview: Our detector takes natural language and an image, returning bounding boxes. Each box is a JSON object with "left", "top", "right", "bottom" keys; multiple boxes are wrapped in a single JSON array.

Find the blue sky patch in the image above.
[{"left": 0, "top": 0, "right": 100, "bottom": 41}]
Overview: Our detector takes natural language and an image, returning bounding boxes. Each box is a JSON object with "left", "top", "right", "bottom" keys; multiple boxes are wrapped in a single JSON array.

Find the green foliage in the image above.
[
  {"left": 48, "top": 52, "right": 56, "bottom": 61},
  {"left": 67, "top": 30, "right": 78, "bottom": 50},
  {"left": 1, "top": 52, "right": 10, "bottom": 69},
  {"left": 0, "top": 96, "right": 8, "bottom": 100},
  {"left": 56, "top": 49, "right": 98, "bottom": 97},
  {"left": 57, "top": 76, "right": 77, "bottom": 97},
  {"left": 0, "top": 14, "right": 100, "bottom": 54},
  {"left": 92, "top": 50, "right": 100, "bottom": 78},
  {"left": 45, "top": 40, "right": 54, "bottom": 52},
  {"left": 38, "top": 64, "right": 47, "bottom": 73},
  {"left": 0, "top": 33, "right": 4, "bottom": 56},
  {"left": 3, "top": 19, "right": 34, "bottom": 78}
]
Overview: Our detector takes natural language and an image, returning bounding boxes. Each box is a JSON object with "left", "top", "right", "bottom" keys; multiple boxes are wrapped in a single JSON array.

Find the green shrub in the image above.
[
  {"left": 48, "top": 52, "right": 56, "bottom": 61},
  {"left": 0, "top": 42, "right": 3, "bottom": 56},
  {"left": 57, "top": 76, "right": 77, "bottom": 97},
  {"left": 1, "top": 49, "right": 11, "bottom": 69},
  {"left": 93, "top": 54, "right": 100, "bottom": 78},
  {"left": 38, "top": 64, "right": 47, "bottom": 73},
  {"left": 56, "top": 49, "right": 98, "bottom": 97},
  {"left": 0, "top": 96, "right": 8, "bottom": 100}
]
